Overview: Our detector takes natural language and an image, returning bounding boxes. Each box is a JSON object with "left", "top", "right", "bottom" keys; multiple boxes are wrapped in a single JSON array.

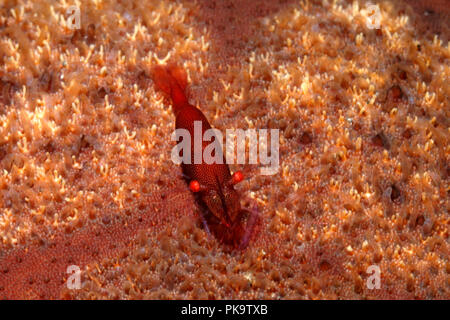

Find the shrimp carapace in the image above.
[{"left": 151, "top": 63, "right": 259, "bottom": 249}]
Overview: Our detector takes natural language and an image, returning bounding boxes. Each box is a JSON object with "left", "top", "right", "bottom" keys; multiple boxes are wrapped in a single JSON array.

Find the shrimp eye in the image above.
[
  {"left": 189, "top": 180, "right": 200, "bottom": 192},
  {"left": 231, "top": 171, "right": 244, "bottom": 184}
]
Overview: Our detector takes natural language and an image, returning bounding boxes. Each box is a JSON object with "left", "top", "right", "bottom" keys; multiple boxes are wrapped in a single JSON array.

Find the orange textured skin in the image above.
[
  {"left": 0, "top": 185, "right": 196, "bottom": 299},
  {"left": 152, "top": 64, "right": 258, "bottom": 249},
  {"left": 0, "top": 0, "right": 447, "bottom": 301}
]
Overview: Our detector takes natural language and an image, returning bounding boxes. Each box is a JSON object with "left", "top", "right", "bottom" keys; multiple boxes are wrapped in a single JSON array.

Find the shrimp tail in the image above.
[{"left": 151, "top": 64, "right": 188, "bottom": 110}]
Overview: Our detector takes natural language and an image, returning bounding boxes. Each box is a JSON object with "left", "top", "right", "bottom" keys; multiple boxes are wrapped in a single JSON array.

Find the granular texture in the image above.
[{"left": 0, "top": 0, "right": 448, "bottom": 299}]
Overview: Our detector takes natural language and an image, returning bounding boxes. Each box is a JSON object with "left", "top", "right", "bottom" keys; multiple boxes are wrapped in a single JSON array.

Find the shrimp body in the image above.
[{"left": 152, "top": 64, "right": 258, "bottom": 248}]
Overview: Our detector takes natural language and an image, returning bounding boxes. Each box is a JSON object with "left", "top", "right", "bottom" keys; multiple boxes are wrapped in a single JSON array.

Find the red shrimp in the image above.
[{"left": 151, "top": 64, "right": 258, "bottom": 249}]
